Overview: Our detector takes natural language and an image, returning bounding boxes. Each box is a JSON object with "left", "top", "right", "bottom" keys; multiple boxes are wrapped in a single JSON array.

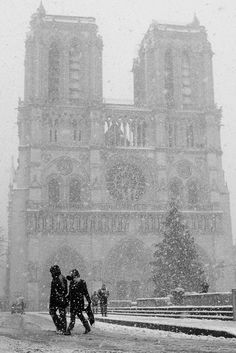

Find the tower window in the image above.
[
  {"left": 48, "top": 43, "right": 60, "bottom": 102},
  {"left": 182, "top": 52, "right": 192, "bottom": 107},
  {"left": 69, "top": 42, "right": 83, "bottom": 103},
  {"left": 71, "top": 119, "right": 81, "bottom": 142},
  {"left": 164, "top": 49, "right": 174, "bottom": 107},
  {"left": 186, "top": 124, "right": 194, "bottom": 147},
  {"left": 49, "top": 119, "right": 58, "bottom": 143},
  {"left": 168, "top": 122, "right": 177, "bottom": 147}
]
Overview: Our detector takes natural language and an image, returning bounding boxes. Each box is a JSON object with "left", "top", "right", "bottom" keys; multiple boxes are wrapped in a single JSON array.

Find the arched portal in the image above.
[
  {"left": 39, "top": 246, "right": 87, "bottom": 309},
  {"left": 103, "top": 239, "right": 152, "bottom": 300},
  {"left": 195, "top": 244, "right": 215, "bottom": 290}
]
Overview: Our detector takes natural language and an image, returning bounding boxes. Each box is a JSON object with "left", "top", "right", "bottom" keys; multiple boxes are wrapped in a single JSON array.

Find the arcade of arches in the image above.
[
  {"left": 103, "top": 239, "right": 153, "bottom": 300},
  {"left": 37, "top": 240, "right": 214, "bottom": 308}
]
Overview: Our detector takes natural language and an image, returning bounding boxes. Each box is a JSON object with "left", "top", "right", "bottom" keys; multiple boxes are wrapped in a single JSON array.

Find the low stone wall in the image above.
[
  {"left": 183, "top": 292, "right": 232, "bottom": 306},
  {"left": 109, "top": 292, "right": 232, "bottom": 308},
  {"left": 137, "top": 297, "right": 171, "bottom": 307},
  {"left": 109, "top": 300, "right": 132, "bottom": 307}
]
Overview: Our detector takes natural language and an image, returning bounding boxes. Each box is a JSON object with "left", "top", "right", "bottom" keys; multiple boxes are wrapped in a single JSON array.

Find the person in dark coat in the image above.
[
  {"left": 91, "top": 291, "right": 99, "bottom": 314},
  {"left": 66, "top": 269, "right": 91, "bottom": 335},
  {"left": 49, "top": 265, "right": 68, "bottom": 334},
  {"left": 200, "top": 280, "right": 209, "bottom": 293},
  {"left": 97, "top": 284, "right": 109, "bottom": 317}
]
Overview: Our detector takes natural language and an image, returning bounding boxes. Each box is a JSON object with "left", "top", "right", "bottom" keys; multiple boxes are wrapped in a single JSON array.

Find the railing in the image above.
[{"left": 107, "top": 305, "right": 233, "bottom": 321}]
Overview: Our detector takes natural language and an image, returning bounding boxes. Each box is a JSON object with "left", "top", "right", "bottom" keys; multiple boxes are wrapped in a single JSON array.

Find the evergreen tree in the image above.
[{"left": 152, "top": 203, "right": 206, "bottom": 296}]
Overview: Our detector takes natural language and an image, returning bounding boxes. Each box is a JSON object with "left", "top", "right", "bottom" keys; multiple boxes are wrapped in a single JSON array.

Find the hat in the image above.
[
  {"left": 50, "top": 265, "right": 61, "bottom": 276},
  {"left": 66, "top": 268, "right": 80, "bottom": 280}
]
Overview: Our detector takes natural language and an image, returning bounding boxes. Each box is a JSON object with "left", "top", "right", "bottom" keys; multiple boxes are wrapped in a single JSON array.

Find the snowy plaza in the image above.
[{"left": 1, "top": 312, "right": 236, "bottom": 353}]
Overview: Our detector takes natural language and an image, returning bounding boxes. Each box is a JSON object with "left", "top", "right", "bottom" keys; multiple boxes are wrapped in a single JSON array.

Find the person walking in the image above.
[
  {"left": 49, "top": 265, "right": 68, "bottom": 334},
  {"left": 66, "top": 269, "right": 92, "bottom": 335},
  {"left": 98, "top": 284, "right": 109, "bottom": 317},
  {"left": 91, "top": 291, "right": 99, "bottom": 314}
]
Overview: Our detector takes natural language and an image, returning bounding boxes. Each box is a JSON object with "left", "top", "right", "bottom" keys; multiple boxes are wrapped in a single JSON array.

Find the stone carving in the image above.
[
  {"left": 31, "top": 175, "right": 41, "bottom": 187},
  {"left": 41, "top": 152, "right": 52, "bottom": 163},
  {"left": 56, "top": 157, "right": 73, "bottom": 175},
  {"left": 176, "top": 160, "right": 192, "bottom": 179},
  {"left": 195, "top": 157, "right": 205, "bottom": 170},
  {"left": 27, "top": 212, "right": 130, "bottom": 235},
  {"left": 27, "top": 211, "right": 222, "bottom": 236}
]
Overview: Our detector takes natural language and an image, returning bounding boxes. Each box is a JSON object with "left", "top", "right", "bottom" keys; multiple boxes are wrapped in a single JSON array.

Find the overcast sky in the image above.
[{"left": 0, "top": 0, "right": 236, "bottom": 240}]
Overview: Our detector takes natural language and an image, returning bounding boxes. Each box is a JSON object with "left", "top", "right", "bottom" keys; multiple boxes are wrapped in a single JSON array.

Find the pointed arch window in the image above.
[
  {"left": 49, "top": 119, "right": 58, "bottom": 143},
  {"left": 169, "top": 178, "right": 183, "bottom": 204},
  {"left": 48, "top": 178, "right": 60, "bottom": 204},
  {"left": 69, "top": 42, "right": 82, "bottom": 103},
  {"left": 164, "top": 49, "right": 174, "bottom": 107},
  {"left": 168, "top": 122, "right": 177, "bottom": 147},
  {"left": 186, "top": 124, "right": 194, "bottom": 147},
  {"left": 188, "top": 180, "right": 199, "bottom": 207},
  {"left": 182, "top": 52, "right": 192, "bottom": 106},
  {"left": 71, "top": 119, "right": 81, "bottom": 142},
  {"left": 69, "top": 178, "right": 81, "bottom": 204},
  {"left": 48, "top": 42, "right": 60, "bottom": 102}
]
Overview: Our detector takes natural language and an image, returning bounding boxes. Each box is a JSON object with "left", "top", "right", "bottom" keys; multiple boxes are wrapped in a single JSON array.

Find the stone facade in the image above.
[{"left": 8, "top": 5, "right": 235, "bottom": 310}]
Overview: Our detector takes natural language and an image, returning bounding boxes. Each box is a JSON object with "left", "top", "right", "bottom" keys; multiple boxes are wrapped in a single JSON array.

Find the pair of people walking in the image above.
[
  {"left": 91, "top": 284, "right": 109, "bottom": 316},
  {"left": 49, "top": 265, "right": 92, "bottom": 335}
]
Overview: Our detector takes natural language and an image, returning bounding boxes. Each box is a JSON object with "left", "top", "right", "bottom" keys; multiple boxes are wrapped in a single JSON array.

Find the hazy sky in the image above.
[{"left": 0, "top": 0, "right": 236, "bottom": 240}]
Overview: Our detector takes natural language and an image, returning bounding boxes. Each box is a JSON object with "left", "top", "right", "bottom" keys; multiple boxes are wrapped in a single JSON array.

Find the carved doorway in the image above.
[{"left": 104, "top": 238, "right": 151, "bottom": 300}]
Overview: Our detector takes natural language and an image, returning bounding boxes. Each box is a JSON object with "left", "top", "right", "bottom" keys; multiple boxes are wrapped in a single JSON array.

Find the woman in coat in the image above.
[{"left": 66, "top": 269, "right": 91, "bottom": 335}]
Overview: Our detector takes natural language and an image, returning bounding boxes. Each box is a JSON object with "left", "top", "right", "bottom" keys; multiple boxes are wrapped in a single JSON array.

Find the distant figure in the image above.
[
  {"left": 11, "top": 297, "right": 25, "bottom": 314},
  {"left": 98, "top": 284, "right": 109, "bottom": 317},
  {"left": 91, "top": 291, "right": 99, "bottom": 314},
  {"left": 49, "top": 265, "right": 68, "bottom": 334},
  {"left": 66, "top": 269, "right": 92, "bottom": 335},
  {"left": 201, "top": 280, "right": 209, "bottom": 293},
  {"left": 17, "top": 297, "right": 25, "bottom": 314}
]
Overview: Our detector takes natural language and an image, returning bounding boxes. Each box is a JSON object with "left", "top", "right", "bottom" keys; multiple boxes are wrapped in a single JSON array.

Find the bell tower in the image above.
[
  {"left": 24, "top": 2, "right": 103, "bottom": 105},
  {"left": 133, "top": 15, "right": 214, "bottom": 110},
  {"left": 133, "top": 15, "right": 234, "bottom": 291}
]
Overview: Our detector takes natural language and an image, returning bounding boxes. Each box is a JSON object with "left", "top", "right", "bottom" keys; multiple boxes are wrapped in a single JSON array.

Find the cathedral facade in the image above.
[{"left": 8, "top": 4, "right": 235, "bottom": 310}]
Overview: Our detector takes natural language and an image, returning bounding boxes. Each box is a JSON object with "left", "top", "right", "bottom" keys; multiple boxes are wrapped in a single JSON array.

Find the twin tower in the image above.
[{"left": 8, "top": 3, "right": 234, "bottom": 309}]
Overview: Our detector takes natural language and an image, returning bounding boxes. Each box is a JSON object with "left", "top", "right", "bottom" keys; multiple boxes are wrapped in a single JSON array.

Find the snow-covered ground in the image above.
[
  {"left": 96, "top": 313, "right": 236, "bottom": 337},
  {"left": 0, "top": 312, "right": 236, "bottom": 352}
]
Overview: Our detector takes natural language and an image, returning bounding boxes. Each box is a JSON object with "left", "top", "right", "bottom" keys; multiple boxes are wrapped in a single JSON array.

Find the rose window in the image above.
[{"left": 106, "top": 162, "right": 146, "bottom": 202}]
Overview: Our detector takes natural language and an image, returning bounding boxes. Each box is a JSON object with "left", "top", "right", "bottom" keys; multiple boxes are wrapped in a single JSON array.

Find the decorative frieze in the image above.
[{"left": 26, "top": 210, "right": 223, "bottom": 236}]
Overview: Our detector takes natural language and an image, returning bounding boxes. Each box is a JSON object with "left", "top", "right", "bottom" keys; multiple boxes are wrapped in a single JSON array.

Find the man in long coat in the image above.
[
  {"left": 49, "top": 265, "right": 68, "bottom": 334},
  {"left": 66, "top": 269, "right": 91, "bottom": 335}
]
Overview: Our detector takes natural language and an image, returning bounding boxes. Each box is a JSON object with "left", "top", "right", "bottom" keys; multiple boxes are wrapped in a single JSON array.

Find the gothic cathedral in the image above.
[{"left": 8, "top": 4, "right": 234, "bottom": 310}]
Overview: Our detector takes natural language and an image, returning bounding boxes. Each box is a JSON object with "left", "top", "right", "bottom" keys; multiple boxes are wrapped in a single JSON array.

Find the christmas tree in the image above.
[{"left": 152, "top": 203, "right": 206, "bottom": 297}]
